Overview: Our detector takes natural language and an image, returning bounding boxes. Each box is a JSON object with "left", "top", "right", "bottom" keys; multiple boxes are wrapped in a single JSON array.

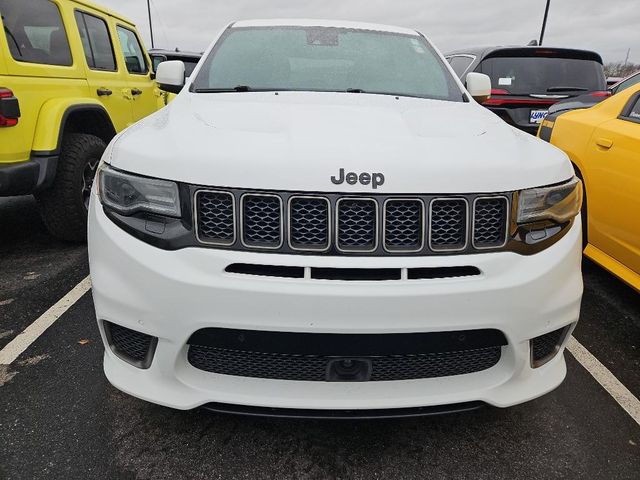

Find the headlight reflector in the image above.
[
  {"left": 98, "top": 164, "right": 181, "bottom": 217},
  {"left": 517, "top": 177, "right": 582, "bottom": 224}
]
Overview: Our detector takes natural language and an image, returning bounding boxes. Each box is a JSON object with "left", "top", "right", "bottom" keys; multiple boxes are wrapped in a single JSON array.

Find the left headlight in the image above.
[
  {"left": 98, "top": 164, "right": 181, "bottom": 217},
  {"left": 517, "top": 176, "right": 582, "bottom": 224}
]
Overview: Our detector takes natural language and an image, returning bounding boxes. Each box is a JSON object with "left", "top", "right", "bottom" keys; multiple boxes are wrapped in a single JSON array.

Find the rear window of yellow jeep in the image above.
[{"left": 0, "top": 0, "right": 72, "bottom": 66}]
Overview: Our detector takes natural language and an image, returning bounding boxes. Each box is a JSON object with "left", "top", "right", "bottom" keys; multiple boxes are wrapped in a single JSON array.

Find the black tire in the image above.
[{"left": 36, "top": 133, "right": 106, "bottom": 242}]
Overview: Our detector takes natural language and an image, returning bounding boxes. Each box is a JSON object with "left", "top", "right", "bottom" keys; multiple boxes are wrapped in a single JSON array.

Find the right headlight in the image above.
[
  {"left": 98, "top": 164, "right": 181, "bottom": 217},
  {"left": 517, "top": 176, "right": 583, "bottom": 224}
]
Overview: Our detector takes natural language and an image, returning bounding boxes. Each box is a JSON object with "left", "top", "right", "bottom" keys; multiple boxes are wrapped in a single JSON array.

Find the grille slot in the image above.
[
  {"left": 241, "top": 194, "right": 282, "bottom": 249},
  {"left": 473, "top": 197, "right": 508, "bottom": 248},
  {"left": 105, "top": 321, "right": 157, "bottom": 369},
  {"left": 311, "top": 267, "right": 401, "bottom": 281},
  {"left": 187, "top": 345, "right": 501, "bottom": 381},
  {"left": 384, "top": 199, "right": 424, "bottom": 252},
  {"left": 336, "top": 198, "right": 377, "bottom": 252},
  {"left": 429, "top": 198, "right": 468, "bottom": 251},
  {"left": 195, "top": 191, "right": 235, "bottom": 245},
  {"left": 288, "top": 196, "right": 330, "bottom": 251}
]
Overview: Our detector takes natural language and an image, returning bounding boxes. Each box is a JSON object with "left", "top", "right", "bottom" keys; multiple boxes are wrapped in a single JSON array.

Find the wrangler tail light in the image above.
[{"left": 0, "top": 88, "right": 20, "bottom": 127}]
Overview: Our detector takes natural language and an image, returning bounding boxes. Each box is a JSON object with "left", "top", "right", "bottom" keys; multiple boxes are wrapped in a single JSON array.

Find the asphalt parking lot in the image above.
[{"left": 0, "top": 195, "right": 639, "bottom": 480}]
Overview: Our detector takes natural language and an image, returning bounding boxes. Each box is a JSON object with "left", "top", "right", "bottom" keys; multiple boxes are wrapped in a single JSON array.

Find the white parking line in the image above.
[
  {"left": 567, "top": 336, "right": 640, "bottom": 426},
  {"left": 0, "top": 276, "right": 91, "bottom": 366}
]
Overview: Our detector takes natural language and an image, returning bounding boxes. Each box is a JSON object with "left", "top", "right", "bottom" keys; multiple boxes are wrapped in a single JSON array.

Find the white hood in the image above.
[{"left": 110, "top": 91, "right": 573, "bottom": 193}]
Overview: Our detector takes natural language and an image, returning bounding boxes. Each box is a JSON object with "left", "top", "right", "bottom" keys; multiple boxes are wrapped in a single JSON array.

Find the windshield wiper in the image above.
[
  {"left": 193, "top": 85, "right": 253, "bottom": 93},
  {"left": 346, "top": 88, "right": 366, "bottom": 93},
  {"left": 547, "top": 86, "right": 589, "bottom": 92}
]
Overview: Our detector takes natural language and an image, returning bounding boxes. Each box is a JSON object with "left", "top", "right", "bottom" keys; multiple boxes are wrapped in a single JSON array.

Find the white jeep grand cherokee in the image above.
[{"left": 89, "top": 20, "right": 584, "bottom": 418}]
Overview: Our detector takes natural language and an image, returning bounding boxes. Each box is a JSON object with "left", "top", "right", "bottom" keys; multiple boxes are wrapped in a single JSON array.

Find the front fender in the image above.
[{"left": 32, "top": 97, "right": 106, "bottom": 153}]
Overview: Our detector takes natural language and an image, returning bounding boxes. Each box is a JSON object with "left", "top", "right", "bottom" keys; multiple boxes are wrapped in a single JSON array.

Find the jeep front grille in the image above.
[{"left": 194, "top": 189, "right": 510, "bottom": 256}]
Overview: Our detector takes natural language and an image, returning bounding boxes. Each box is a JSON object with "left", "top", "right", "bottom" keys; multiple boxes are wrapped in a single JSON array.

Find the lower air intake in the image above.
[
  {"left": 530, "top": 326, "right": 569, "bottom": 368},
  {"left": 187, "top": 328, "right": 506, "bottom": 382},
  {"left": 104, "top": 321, "right": 157, "bottom": 369}
]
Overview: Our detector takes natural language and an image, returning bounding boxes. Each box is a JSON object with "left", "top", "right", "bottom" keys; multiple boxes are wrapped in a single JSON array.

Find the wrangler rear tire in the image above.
[{"left": 36, "top": 133, "right": 106, "bottom": 242}]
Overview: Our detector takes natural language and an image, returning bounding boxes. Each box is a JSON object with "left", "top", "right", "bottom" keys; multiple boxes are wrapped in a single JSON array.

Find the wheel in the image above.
[{"left": 36, "top": 133, "right": 106, "bottom": 242}]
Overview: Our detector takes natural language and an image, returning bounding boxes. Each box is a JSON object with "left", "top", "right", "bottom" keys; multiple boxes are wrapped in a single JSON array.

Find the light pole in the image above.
[
  {"left": 147, "top": 0, "right": 155, "bottom": 48},
  {"left": 539, "top": 0, "right": 551, "bottom": 45}
]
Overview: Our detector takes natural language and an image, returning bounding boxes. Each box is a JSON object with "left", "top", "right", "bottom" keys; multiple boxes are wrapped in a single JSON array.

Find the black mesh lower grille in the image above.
[
  {"left": 188, "top": 345, "right": 501, "bottom": 382},
  {"left": 242, "top": 194, "right": 282, "bottom": 248},
  {"left": 384, "top": 199, "right": 423, "bottom": 251},
  {"left": 474, "top": 197, "right": 507, "bottom": 248},
  {"left": 289, "top": 197, "right": 330, "bottom": 250},
  {"left": 531, "top": 327, "right": 567, "bottom": 366},
  {"left": 430, "top": 199, "right": 467, "bottom": 250},
  {"left": 337, "top": 199, "right": 377, "bottom": 251},
  {"left": 106, "top": 322, "right": 155, "bottom": 367}
]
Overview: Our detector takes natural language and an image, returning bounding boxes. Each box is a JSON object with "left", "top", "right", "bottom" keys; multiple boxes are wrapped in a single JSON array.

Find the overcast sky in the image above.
[{"left": 103, "top": 0, "right": 639, "bottom": 64}]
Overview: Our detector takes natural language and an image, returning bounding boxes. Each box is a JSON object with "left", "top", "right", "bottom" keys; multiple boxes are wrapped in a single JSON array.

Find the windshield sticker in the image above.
[{"left": 498, "top": 77, "right": 513, "bottom": 86}]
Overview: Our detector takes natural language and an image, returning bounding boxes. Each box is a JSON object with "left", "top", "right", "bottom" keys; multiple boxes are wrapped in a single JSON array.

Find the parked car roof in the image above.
[
  {"left": 446, "top": 46, "right": 603, "bottom": 64},
  {"left": 148, "top": 48, "right": 203, "bottom": 59}
]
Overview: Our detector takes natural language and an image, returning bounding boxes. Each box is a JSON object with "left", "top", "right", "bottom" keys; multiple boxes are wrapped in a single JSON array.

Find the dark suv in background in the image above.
[
  {"left": 149, "top": 48, "right": 202, "bottom": 78},
  {"left": 445, "top": 47, "right": 606, "bottom": 134}
]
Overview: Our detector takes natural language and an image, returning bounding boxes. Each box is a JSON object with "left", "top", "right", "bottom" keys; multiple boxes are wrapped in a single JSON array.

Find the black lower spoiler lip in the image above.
[{"left": 201, "top": 401, "right": 486, "bottom": 419}]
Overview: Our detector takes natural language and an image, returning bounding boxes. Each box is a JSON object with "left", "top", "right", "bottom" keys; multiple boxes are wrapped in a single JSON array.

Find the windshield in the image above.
[
  {"left": 191, "top": 26, "right": 462, "bottom": 101},
  {"left": 478, "top": 56, "right": 605, "bottom": 95}
]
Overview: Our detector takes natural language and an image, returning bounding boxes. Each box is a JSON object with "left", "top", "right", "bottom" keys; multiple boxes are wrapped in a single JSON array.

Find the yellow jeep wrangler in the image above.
[{"left": 0, "top": 0, "right": 162, "bottom": 240}]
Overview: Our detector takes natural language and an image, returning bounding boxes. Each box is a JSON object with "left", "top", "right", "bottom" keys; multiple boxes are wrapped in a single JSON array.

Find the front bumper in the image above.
[{"left": 89, "top": 200, "right": 583, "bottom": 412}]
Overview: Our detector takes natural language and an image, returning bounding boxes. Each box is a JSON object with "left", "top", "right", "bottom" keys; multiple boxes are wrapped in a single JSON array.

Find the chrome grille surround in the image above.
[
  {"left": 194, "top": 188, "right": 511, "bottom": 256},
  {"left": 240, "top": 193, "right": 283, "bottom": 250},
  {"left": 194, "top": 190, "right": 236, "bottom": 246},
  {"left": 429, "top": 198, "right": 469, "bottom": 252},
  {"left": 472, "top": 196, "right": 509, "bottom": 249},
  {"left": 383, "top": 198, "right": 425, "bottom": 253},
  {"left": 287, "top": 196, "right": 331, "bottom": 252},
  {"left": 335, "top": 198, "right": 379, "bottom": 253}
]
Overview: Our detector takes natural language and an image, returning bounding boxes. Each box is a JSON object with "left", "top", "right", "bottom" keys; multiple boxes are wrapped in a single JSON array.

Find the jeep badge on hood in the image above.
[{"left": 331, "top": 168, "right": 385, "bottom": 189}]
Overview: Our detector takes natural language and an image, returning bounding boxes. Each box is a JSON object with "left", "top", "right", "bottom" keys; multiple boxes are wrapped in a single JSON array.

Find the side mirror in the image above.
[
  {"left": 465, "top": 72, "right": 491, "bottom": 103},
  {"left": 156, "top": 60, "right": 185, "bottom": 94}
]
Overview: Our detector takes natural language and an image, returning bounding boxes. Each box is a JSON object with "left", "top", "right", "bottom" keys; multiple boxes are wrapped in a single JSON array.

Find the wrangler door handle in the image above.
[
  {"left": 596, "top": 137, "right": 613, "bottom": 149},
  {"left": 96, "top": 88, "right": 112, "bottom": 96},
  {"left": 131, "top": 88, "right": 143, "bottom": 96}
]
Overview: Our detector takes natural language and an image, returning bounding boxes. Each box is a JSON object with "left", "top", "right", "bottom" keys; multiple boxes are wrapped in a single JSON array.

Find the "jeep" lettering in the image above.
[{"left": 330, "top": 168, "right": 385, "bottom": 189}]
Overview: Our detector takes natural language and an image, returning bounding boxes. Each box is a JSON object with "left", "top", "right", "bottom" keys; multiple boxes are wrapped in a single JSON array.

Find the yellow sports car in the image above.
[{"left": 538, "top": 83, "right": 640, "bottom": 291}]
